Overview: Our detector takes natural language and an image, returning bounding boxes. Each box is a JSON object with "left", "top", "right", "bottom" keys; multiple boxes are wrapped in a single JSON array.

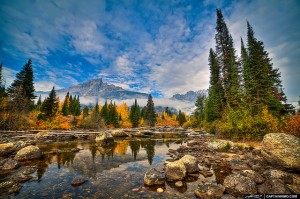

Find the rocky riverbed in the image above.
[{"left": 0, "top": 128, "right": 299, "bottom": 198}]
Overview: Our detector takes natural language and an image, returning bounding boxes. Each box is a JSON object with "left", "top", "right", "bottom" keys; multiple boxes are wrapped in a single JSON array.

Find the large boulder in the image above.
[
  {"left": 208, "top": 139, "right": 233, "bottom": 151},
  {"left": 179, "top": 155, "right": 199, "bottom": 173},
  {"left": 223, "top": 173, "right": 257, "bottom": 197},
  {"left": 144, "top": 168, "right": 165, "bottom": 186},
  {"left": 195, "top": 183, "right": 225, "bottom": 199},
  {"left": 111, "top": 130, "right": 127, "bottom": 137},
  {"left": 0, "top": 143, "right": 16, "bottom": 157},
  {"left": 14, "top": 145, "right": 42, "bottom": 161},
  {"left": 261, "top": 133, "right": 300, "bottom": 171},
  {"left": 165, "top": 160, "right": 186, "bottom": 181},
  {"left": 238, "top": 170, "right": 264, "bottom": 184}
]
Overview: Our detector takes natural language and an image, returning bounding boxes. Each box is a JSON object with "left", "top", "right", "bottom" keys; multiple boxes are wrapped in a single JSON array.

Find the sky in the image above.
[{"left": 0, "top": 0, "right": 299, "bottom": 104}]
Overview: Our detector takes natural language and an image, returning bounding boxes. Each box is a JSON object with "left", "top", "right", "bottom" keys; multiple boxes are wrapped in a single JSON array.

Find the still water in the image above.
[{"left": 3, "top": 138, "right": 206, "bottom": 198}]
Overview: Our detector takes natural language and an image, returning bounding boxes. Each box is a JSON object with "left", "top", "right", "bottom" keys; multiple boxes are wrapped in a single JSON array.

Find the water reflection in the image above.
[{"left": 2, "top": 138, "right": 199, "bottom": 198}]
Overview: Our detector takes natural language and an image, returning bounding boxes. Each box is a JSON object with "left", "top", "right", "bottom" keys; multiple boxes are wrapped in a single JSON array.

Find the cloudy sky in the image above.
[{"left": 0, "top": 0, "right": 299, "bottom": 103}]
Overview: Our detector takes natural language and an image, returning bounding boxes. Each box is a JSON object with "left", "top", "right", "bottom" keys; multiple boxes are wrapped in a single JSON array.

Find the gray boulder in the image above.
[
  {"left": 0, "top": 143, "right": 16, "bottom": 157},
  {"left": 14, "top": 145, "right": 42, "bottom": 161},
  {"left": 144, "top": 168, "right": 165, "bottom": 186},
  {"left": 223, "top": 173, "right": 257, "bottom": 197},
  {"left": 208, "top": 139, "right": 233, "bottom": 151},
  {"left": 261, "top": 133, "right": 300, "bottom": 171},
  {"left": 1, "top": 159, "right": 20, "bottom": 170},
  {"left": 165, "top": 160, "right": 186, "bottom": 181},
  {"left": 180, "top": 155, "right": 199, "bottom": 173}
]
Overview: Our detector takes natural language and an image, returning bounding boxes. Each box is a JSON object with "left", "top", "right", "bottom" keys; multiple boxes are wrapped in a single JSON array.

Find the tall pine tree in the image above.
[
  {"left": 41, "top": 86, "right": 59, "bottom": 119},
  {"left": 7, "top": 59, "right": 36, "bottom": 110},
  {"left": 61, "top": 92, "right": 70, "bottom": 116},
  {"left": 215, "top": 9, "right": 241, "bottom": 108},
  {"left": 130, "top": 99, "right": 140, "bottom": 128},
  {"left": 0, "top": 63, "right": 6, "bottom": 98},
  {"left": 145, "top": 94, "right": 156, "bottom": 127}
]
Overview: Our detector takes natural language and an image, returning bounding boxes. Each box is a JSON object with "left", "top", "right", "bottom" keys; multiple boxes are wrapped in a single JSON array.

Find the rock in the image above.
[
  {"left": 221, "top": 194, "right": 237, "bottom": 199},
  {"left": 258, "top": 179, "right": 291, "bottom": 194},
  {"left": 287, "top": 174, "right": 300, "bottom": 194},
  {"left": 179, "top": 155, "right": 199, "bottom": 173},
  {"left": 144, "top": 168, "right": 165, "bottom": 186},
  {"left": 229, "top": 159, "right": 250, "bottom": 171},
  {"left": 157, "top": 188, "right": 164, "bottom": 193},
  {"left": 261, "top": 133, "right": 300, "bottom": 171},
  {"left": 23, "top": 166, "right": 37, "bottom": 175},
  {"left": 165, "top": 160, "right": 186, "bottom": 181},
  {"left": 208, "top": 139, "right": 233, "bottom": 151},
  {"left": 0, "top": 143, "right": 16, "bottom": 157},
  {"left": 71, "top": 148, "right": 81, "bottom": 152},
  {"left": 13, "top": 141, "right": 27, "bottom": 151},
  {"left": 200, "top": 171, "right": 213, "bottom": 178},
  {"left": 263, "top": 169, "right": 293, "bottom": 184},
  {"left": 0, "top": 181, "right": 22, "bottom": 194},
  {"left": 195, "top": 183, "right": 225, "bottom": 199},
  {"left": 111, "top": 130, "right": 127, "bottom": 137},
  {"left": 71, "top": 178, "right": 86, "bottom": 186},
  {"left": 1, "top": 159, "right": 20, "bottom": 170},
  {"left": 175, "top": 181, "right": 183, "bottom": 187},
  {"left": 14, "top": 145, "right": 42, "bottom": 161},
  {"left": 95, "top": 131, "right": 114, "bottom": 142},
  {"left": 35, "top": 131, "right": 56, "bottom": 142},
  {"left": 16, "top": 175, "right": 33, "bottom": 183},
  {"left": 239, "top": 170, "right": 264, "bottom": 184},
  {"left": 223, "top": 173, "right": 257, "bottom": 197}
]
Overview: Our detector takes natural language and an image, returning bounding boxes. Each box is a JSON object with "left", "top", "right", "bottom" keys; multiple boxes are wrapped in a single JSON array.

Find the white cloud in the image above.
[{"left": 34, "top": 81, "right": 63, "bottom": 92}]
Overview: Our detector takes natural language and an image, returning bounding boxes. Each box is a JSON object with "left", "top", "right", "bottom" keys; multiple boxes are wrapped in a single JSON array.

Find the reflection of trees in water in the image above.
[
  {"left": 97, "top": 143, "right": 117, "bottom": 160},
  {"left": 89, "top": 144, "right": 97, "bottom": 163},
  {"left": 141, "top": 140, "right": 156, "bottom": 165},
  {"left": 56, "top": 152, "right": 76, "bottom": 169},
  {"left": 129, "top": 141, "right": 140, "bottom": 160},
  {"left": 114, "top": 141, "right": 129, "bottom": 157}
]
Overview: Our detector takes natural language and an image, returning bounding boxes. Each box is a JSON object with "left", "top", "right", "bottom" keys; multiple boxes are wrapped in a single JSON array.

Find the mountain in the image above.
[
  {"left": 171, "top": 90, "right": 207, "bottom": 102},
  {"left": 36, "top": 78, "right": 148, "bottom": 100}
]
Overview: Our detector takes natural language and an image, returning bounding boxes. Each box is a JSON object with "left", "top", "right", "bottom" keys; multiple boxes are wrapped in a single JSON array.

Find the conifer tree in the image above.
[
  {"left": 215, "top": 9, "right": 241, "bottom": 107},
  {"left": 177, "top": 110, "right": 187, "bottom": 126},
  {"left": 41, "top": 86, "right": 59, "bottom": 119},
  {"left": 82, "top": 106, "right": 89, "bottom": 119},
  {"left": 74, "top": 96, "right": 81, "bottom": 116},
  {"left": 194, "top": 92, "right": 207, "bottom": 123},
  {"left": 7, "top": 59, "right": 36, "bottom": 109},
  {"left": 62, "top": 92, "right": 70, "bottom": 116},
  {"left": 100, "top": 100, "right": 109, "bottom": 124},
  {"left": 145, "top": 94, "right": 156, "bottom": 127},
  {"left": 35, "top": 94, "right": 42, "bottom": 110},
  {"left": 130, "top": 99, "right": 140, "bottom": 128},
  {"left": 246, "top": 22, "right": 287, "bottom": 115},
  {"left": 206, "top": 49, "right": 224, "bottom": 122}
]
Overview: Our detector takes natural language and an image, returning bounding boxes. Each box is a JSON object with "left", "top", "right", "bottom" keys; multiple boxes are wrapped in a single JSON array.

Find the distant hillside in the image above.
[{"left": 36, "top": 78, "right": 148, "bottom": 100}]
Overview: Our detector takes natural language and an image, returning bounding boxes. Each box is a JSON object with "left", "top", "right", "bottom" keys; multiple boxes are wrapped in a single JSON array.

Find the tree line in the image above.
[{"left": 192, "top": 9, "right": 298, "bottom": 139}]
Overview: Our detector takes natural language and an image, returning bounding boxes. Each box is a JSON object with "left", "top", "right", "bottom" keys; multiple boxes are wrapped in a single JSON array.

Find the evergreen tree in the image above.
[
  {"left": 35, "top": 94, "right": 42, "bottom": 110},
  {"left": 74, "top": 96, "right": 81, "bottom": 116},
  {"left": 61, "top": 92, "right": 70, "bottom": 116},
  {"left": 130, "top": 99, "right": 140, "bottom": 128},
  {"left": 240, "top": 38, "right": 250, "bottom": 99},
  {"left": 141, "top": 106, "right": 147, "bottom": 119},
  {"left": 177, "top": 110, "right": 187, "bottom": 126},
  {"left": 206, "top": 49, "right": 224, "bottom": 122},
  {"left": 215, "top": 9, "right": 241, "bottom": 107},
  {"left": 246, "top": 22, "right": 287, "bottom": 115},
  {"left": 194, "top": 92, "right": 207, "bottom": 124},
  {"left": 100, "top": 100, "right": 109, "bottom": 124},
  {"left": 41, "top": 86, "right": 59, "bottom": 119},
  {"left": 7, "top": 59, "right": 36, "bottom": 109},
  {"left": 145, "top": 94, "right": 156, "bottom": 127},
  {"left": 82, "top": 106, "right": 89, "bottom": 119},
  {"left": 110, "top": 102, "right": 119, "bottom": 127}
]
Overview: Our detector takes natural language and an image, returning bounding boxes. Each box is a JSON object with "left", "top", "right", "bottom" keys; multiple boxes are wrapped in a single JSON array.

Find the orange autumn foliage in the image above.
[{"left": 282, "top": 113, "right": 300, "bottom": 138}]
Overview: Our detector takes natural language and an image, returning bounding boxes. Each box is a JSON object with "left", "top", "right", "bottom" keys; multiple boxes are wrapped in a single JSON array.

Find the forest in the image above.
[{"left": 0, "top": 9, "right": 299, "bottom": 140}]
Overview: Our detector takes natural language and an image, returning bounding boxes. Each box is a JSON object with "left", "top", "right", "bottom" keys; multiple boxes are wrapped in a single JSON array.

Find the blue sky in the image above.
[{"left": 0, "top": 0, "right": 299, "bottom": 103}]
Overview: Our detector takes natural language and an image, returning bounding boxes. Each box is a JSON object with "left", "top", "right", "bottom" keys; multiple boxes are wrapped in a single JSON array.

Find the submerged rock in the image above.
[
  {"left": 195, "top": 183, "right": 225, "bottom": 199},
  {"left": 261, "top": 133, "right": 300, "bottom": 171},
  {"left": 1, "top": 159, "right": 20, "bottom": 170},
  {"left": 179, "top": 155, "right": 199, "bottom": 173},
  {"left": 14, "top": 145, "right": 42, "bottom": 161},
  {"left": 71, "top": 178, "right": 86, "bottom": 186},
  {"left": 23, "top": 166, "right": 37, "bottom": 175},
  {"left": 0, "top": 181, "right": 22, "bottom": 194},
  {"left": 223, "top": 173, "right": 257, "bottom": 197},
  {"left": 165, "top": 160, "right": 186, "bottom": 181},
  {"left": 144, "top": 168, "right": 165, "bottom": 186}
]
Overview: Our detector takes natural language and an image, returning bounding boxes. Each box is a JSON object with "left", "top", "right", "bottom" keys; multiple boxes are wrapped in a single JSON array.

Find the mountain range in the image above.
[
  {"left": 36, "top": 78, "right": 148, "bottom": 100},
  {"left": 171, "top": 90, "right": 207, "bottom": 102}
]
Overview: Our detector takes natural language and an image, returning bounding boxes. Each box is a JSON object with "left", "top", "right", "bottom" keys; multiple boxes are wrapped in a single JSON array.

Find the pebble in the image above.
[
  {"left": 175, "top": 181, "right": 183, "bottom": 187},
  {"left": 157, "top": 188, "right": 164, "bottom": 193}
]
